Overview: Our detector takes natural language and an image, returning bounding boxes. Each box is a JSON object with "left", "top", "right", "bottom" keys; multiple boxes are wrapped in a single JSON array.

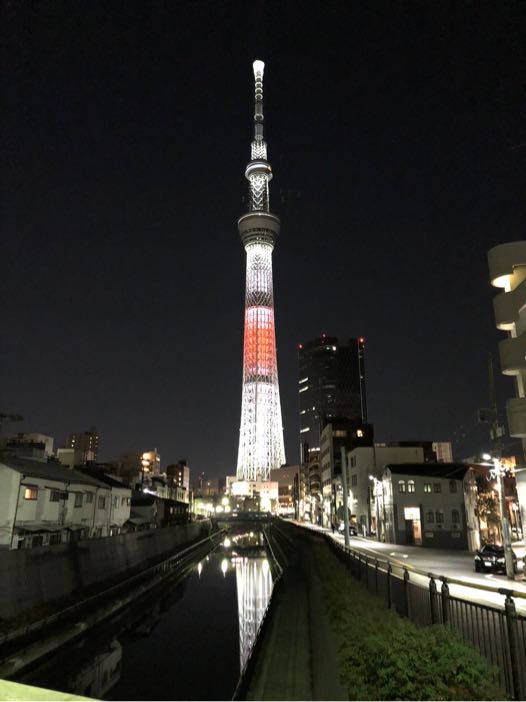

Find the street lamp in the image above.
[{"left": 482, "top": 453, "right": 515, "bottom": 580}]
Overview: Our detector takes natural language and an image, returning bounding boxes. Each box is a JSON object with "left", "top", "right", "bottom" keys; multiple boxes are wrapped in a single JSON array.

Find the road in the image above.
[{"left": 295, "top": 521, "right": 526, "bottom": 615}]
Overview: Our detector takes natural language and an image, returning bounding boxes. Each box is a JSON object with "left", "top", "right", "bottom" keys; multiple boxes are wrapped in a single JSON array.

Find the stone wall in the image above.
[{"left": 0, "top": 521, "right": 210, "bottom": 619}]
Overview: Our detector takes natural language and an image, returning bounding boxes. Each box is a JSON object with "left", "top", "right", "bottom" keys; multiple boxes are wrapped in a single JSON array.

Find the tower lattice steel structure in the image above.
[{"left": 237, "top": 60, "right": 286, "bottom": 481}]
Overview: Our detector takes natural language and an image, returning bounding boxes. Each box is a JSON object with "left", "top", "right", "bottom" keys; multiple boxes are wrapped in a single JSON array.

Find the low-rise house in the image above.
[
  {"left": 380, "top": 463, "right": 479, "bottom": 551},
  {"left": 0, "top": 457, "right": 115, "bottom": 549},
  {"left": 76, "top": 466, "right": 132, "bottom": 535}
]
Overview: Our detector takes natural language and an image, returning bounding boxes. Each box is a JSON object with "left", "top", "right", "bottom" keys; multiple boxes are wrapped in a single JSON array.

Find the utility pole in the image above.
[{"left": 341, "top": 446, "right": 350, "bottom": 548}]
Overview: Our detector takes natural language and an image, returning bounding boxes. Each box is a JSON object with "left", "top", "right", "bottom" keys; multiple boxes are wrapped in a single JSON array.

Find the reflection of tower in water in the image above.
[{"left": 235, "top": 557, "right": 273, "bottom": 670}]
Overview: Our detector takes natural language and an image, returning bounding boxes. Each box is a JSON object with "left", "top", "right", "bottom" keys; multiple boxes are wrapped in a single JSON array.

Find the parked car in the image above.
[
  {"left": 474, "top": 544, "right": 518, "bottom": 574},
  {"left": 338, "top": 522, "right": 358, "bottom": 536}
]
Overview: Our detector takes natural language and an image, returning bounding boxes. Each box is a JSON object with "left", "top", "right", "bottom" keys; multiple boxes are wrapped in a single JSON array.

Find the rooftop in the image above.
[{"left": 0, "top": 457, "right": 110, "bottom": 488}]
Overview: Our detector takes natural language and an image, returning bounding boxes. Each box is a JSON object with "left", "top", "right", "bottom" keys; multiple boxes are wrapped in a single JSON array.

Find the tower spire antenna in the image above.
[{"left": 253, "top": 59, "right": 265, "bottom": 137}]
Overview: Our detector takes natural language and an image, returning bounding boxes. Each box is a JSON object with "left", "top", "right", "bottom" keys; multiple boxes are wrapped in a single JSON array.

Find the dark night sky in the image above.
[{"left": 2, "top": 1, "right": 526, "bottom": 477}]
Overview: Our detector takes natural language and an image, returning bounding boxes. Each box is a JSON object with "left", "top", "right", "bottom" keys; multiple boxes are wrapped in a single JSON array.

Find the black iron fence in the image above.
[{"left": 328, "top": 537, "right": 526, "bottom": 700}]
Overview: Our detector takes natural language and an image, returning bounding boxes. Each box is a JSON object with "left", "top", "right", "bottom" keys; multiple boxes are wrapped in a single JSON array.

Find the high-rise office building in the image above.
[
  {"left": 236, "top": 60, "right": 285, "bottom": 481},
  {"left": 67, "top": 428, "right": 99, "bottom": 462},
  {"left": 298, "top": 335, "right": 367, "bottom": 462}
]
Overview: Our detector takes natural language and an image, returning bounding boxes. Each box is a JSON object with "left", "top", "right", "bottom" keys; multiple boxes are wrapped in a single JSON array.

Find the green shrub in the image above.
[{"left": 311, "top": 539, "right": 505, "bottom": 701}]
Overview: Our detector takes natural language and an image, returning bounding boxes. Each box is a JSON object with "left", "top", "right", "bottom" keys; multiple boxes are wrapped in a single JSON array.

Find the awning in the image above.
[{"left": 16, "top": 523, "right": 64, "bottom": 533}]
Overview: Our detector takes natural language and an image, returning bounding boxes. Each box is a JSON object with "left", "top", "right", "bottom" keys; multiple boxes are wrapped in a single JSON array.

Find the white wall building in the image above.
[
  {"left": 344, "top": 445, "right": 425, "bottom": 533},
  {"left": 0, "top": 457, "right": 131, "bottom": 549}
]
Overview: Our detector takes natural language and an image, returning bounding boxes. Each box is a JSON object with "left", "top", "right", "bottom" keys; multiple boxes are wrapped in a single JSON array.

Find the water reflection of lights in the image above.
[
  {"left": 235, "top": 556, "right": 273, "bottom": 671},
  {"left": 221, "top": 558, "right": 229, "bottom": 576},
  {"left": 197, "top": 562, "right": 203, "bottom": 578}
]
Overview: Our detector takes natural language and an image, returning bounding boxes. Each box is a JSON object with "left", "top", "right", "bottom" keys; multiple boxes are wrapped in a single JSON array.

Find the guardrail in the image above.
[
  {"left": 0, "top": 528, "right": 223, "bottom": 651},
  {"left": 327, "top": 537, "right": 526, "bottom": 701}
]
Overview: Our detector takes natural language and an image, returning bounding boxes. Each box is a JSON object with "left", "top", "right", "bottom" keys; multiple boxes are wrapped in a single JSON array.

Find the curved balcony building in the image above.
[{"left": 488, "top": 241, "right": 526, "bottom": 438}]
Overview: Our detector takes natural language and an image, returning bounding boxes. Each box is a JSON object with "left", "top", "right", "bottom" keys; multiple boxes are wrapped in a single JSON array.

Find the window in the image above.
[
  {"left": 50, "top": 490, "right": 61, "bottom": 502},
  {"left": 407, "top": 480, "right": 415, "bottom": 493},
  {"left": 351, "top": 474, "right": 357, "bottom": 486},
  {"left": 424, "top": 483, "right": 431, "bottom": 493},
  {"left": 98, "top": 496, "right": 106, "bottom": 510},
  {"left": 49, "top": 533, "right": 62, "bottom": 545},
  {"left": 433, "top": 483, "right": 442, "bottom": 493},
  {"left": 24, "top": 487, "right": 38, "bottom": 500},
  {"left": 436, "top": 510, "right": 445, "bottom": 524},
  {"left": 350, "top": 456, "right": 357, "bottom": 467},
  {"left": 74, "top": 493, "right": 83, "bottom": 508},
  {"left": 32, "top": 535, "right": 44, "bottom": 548},
  {"left": 398, "top": 480, "right": 406, "bottom": 493},
  {"left": 127, "top": 497, "right": 131, "bottom": 506},
  {"left": 449, "top": 480, "right": 457, "bottom": 493},
  {"left": 452, "top": 509, "right": 460, "bottom": 524},
  {"left": 426, "top": 510, "right": 434, "bottom": 523},
  {"left": 356, "top": 429, "right": 364, "bottom": 438},
  {"left": 121, "top": 497, "right": 126, "bottom": 506},
  {"left": 113, "top": 496, "right": 119, "bottom": 507},
  {"left": 86, "top": 492, "right": 93, "bottom": 504}
]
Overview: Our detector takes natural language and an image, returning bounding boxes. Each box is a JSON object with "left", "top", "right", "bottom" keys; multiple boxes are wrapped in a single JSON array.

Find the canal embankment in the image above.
[
  {"left": 0, "top": 522, "right": 222, "bottom": 678},
  {"left": 0, "top": 520, "right": 212, "bottom": 628}
]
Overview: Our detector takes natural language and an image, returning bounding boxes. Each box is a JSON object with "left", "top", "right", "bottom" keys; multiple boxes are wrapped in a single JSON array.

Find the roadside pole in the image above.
[{"left": 341, "top": 446, "right": 350, "bottom": 548}]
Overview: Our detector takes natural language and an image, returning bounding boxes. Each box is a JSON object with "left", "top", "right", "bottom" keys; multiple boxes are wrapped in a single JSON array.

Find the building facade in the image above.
[
  {"left": 380, "top": 463, "right": 478, "bottom": 551},
  {"left": 236, "top": 60, "right": 285, "bottom": 482},
  {"left": 67, "top": 428, "right": 100, "bottom": 462},
  {"left": 298, "top": 336, "right": 367, "bottom": 463},
  {"left": 0, "top": 457, "right": 131, "bottom": 549}
]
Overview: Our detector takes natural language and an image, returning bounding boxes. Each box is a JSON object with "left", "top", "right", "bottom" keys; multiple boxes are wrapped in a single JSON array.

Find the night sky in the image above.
[{"left": 3, "top": 1, "right": 526, "bottom": 477}]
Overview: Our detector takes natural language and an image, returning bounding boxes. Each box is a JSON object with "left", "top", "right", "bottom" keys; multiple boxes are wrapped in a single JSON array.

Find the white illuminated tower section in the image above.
[{"left": 237, "top": 60, "right": 286, "bottom": 481}]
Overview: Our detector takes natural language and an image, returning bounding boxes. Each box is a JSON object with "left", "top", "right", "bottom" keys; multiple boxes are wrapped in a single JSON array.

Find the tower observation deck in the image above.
[{"left": 237, "top": 60, "right": 286, "bottom": 481}]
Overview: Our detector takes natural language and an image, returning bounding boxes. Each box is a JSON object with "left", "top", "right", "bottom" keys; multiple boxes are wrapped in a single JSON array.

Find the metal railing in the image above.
[
  {"left": 0, "top": 527, "right": 222, "bottom": 650},
  {"left": 328, "top": 537, "right": 526, "bottom": 700}
]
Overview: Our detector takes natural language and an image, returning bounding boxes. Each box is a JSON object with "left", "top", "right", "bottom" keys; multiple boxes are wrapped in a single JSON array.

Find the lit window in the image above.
[
  {"left": 407, "top": 480, "right": 415, "bottom": 493},
  {"left": 24, "top": 487, "right": 38, "bottom": 500},
  {"left": 424, "top": 483, "right": 431, "bottom": 493},
  {"left": 299, "top": 377, "right": 308, "bottom": 384},
  {"left": 398, "top": 480, "right": 406, "bottom": 493},
  {"left": 299, "top": 386, "right": 308, "bottom": 393},
  {"left": 356, "top": 429, "right": 364, "bottom": 438},
  {"left": 300, "top": 427, "right": 310, "bottom": 433}
]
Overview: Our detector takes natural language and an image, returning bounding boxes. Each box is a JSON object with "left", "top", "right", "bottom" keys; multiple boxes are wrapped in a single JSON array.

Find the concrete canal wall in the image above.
[{"left": 0, "top": 521, "right": 210, "bottom": 619}]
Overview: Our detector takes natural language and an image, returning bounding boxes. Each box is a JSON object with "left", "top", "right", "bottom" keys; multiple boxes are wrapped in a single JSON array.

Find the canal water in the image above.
[{"left": 17, "top": 531, "right": 274, "bottom": 701}]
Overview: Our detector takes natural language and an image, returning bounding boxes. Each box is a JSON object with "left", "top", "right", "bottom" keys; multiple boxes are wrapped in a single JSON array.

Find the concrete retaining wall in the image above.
[{"left": 0, "top": 522, "right": 210, "bottom": 619}]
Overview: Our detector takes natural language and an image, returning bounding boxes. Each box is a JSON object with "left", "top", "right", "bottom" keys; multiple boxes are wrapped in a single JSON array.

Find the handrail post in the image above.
[
  {"left": 440, "top": 577, "right": 450, "bottom": 625},
  {"left": 501, "top": 589, "right": 522, "bottom": 701},
  {"left": 428, "top": 574, "right": 438, "bottom": 624},
  {"left": 386, "top": 562, "right": 392, "bottom": 609},
  {"left": 403, "top": 567, "right": 410, "bottom": 618}
]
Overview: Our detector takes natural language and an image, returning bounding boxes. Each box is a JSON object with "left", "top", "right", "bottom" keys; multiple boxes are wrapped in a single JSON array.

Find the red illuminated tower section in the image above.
[{"left": 237, "top": 60, "right": 286, "bottom": 481}]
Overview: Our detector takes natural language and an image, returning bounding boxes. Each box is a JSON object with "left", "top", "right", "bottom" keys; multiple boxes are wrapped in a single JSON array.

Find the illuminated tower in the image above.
[{"left": 237, "top": 60, "right": 286, "bottom": 481}]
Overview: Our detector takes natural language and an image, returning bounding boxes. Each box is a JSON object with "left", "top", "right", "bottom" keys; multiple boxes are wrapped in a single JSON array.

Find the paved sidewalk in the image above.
[{"left": 244, "top": 526, "right": 347, "bottom": 701}]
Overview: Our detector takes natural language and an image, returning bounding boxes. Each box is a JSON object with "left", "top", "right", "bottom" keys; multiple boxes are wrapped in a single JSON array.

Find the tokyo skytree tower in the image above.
[{"left": 236, "top": 60, "right": 286, "bottom": 481}]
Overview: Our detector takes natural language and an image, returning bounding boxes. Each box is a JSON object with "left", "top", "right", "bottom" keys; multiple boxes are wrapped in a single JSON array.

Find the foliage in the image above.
[{"left": 311, "top": 539, "right": 505, "bottom": 700}]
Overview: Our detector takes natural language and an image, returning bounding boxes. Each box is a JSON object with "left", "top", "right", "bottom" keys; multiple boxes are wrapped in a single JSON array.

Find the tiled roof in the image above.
[{"left": 0, "top": 457, "right": 109, "bottom": 488}]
